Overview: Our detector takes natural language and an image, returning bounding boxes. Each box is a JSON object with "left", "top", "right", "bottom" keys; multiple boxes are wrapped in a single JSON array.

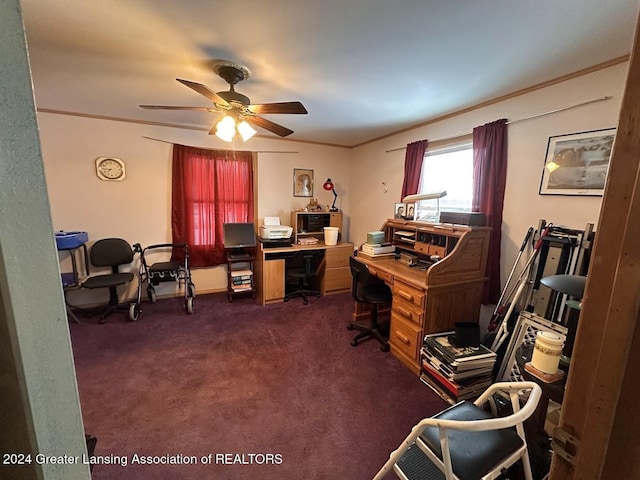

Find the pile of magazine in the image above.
[{"left": 420, "top": 331, "right": 497, "bottom": 403}]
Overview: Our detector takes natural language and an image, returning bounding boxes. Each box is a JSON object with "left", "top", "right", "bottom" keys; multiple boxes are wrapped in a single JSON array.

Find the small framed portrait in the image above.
[
  {"left": 539, "top": 128, "right": 616, "bottom": 196},
  {"left": 394, "top": 203, "right": 406, "bottom": 219},
  {"left": 294, "top": 168, "right": 314, "bottom": 197},
  {"left": 404, "top": 203, "right": 416, "bottom": 220}
]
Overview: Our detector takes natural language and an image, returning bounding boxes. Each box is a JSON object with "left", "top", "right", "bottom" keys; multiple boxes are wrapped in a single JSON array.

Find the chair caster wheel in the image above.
[
  {"left": 316, "top": 293, "right": 321, "bottom": 298},
  {"left": 351, "top": 339, "right": 358, "bottom": 347},
  {"left": 284, "top": 298, "right": 289, "bottom": 302},
  {"left": 381, "top": 344, "right": 390, "bottom": 352},
  {"left": 347, "top": 324, "right": 354, "bottom": 330},
  {"left": 303, "top": 300, "right": 308, "bottom": 305}
]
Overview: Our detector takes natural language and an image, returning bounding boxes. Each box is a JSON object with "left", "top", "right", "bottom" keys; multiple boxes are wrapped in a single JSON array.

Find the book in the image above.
[
  {"left": 361, "top": 243, "right": 395, "bottom": 255},
  {"left": 421, "top": 346, "right": 496, "bottom": 372},
  {"left": 232, "top": 277, "right": 252, "bottom": 283},
  {"left": 420, "top": 373, "right": 457, "bottom": 405},
  {"left": 231, "top": 284, "right": 253, "bottom": 292},
  {"left": 230, "top": 269, "right": 253, "bottom": 277},
  {"left": 419, "top": 372, "right": 486, "bottom": 403},
  {"left": 423, "top": 331, "right": 497, "bottom": 364},
  {"left": 524, "top": 362, "right": 566, "bottom": 383},
  {"left": 421, "top": 360, "right": 492, "bottom": 397},
  {"left": 356, "top": 250, "right": 396, "bottom": 261},
  {"left": 422, "top": 349, "right": 494, "bottom": 380}
]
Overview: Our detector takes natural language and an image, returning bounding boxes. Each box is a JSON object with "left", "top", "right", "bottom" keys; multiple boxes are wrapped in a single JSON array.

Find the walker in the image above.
[{"left": 131, "top": 243, "right": 195, "bottom": 319}]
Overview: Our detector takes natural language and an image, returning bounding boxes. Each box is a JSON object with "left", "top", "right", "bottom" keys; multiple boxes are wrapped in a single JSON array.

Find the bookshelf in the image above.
[{"left": 225, "top": 248, "right": 256, "bottom": 302}]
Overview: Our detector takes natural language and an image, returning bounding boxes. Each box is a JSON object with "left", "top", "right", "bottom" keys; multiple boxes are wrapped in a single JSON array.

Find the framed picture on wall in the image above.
[
  {"left": 539, "top": 128, "right": 616, "bottom": 196},
  {"left": 293, "top": 168, "right": 314, "bottom": 197}
]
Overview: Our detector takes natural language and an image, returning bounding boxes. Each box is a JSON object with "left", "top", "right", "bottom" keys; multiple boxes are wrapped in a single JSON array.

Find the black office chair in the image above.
[
  {"left": 347, "top": 256, "right": 392, "bottom": 351},
  {"left": 283, "top": 251, "right": 322, "bottom": 305},
  {"left": 82, "top": 238, "right": 135, "bottom": 324}
]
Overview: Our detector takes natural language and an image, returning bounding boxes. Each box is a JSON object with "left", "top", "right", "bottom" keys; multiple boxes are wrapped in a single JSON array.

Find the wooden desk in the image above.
[
  {"left": 254, "top": 241, "right": 354, "bottom": 305},
  {"left": 355, "top": 221, "right": 490, "bottom": 374}
]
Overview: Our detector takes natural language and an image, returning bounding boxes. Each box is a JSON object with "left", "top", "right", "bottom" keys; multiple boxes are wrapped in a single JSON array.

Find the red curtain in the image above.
[
  {"left": 400, "top": 140, "right": 428, "bottom": 200},
  {"left": 472, "top": 119, "right": 507, "bottom": 304},
  {"left": 171, "top": 144, "right": 254, "bottom": 267}
]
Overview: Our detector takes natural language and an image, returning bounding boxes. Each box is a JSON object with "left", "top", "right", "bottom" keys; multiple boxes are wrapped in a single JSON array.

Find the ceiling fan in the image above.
[{"left": 140, "top": 60, "right": 307, "bottom": 140}]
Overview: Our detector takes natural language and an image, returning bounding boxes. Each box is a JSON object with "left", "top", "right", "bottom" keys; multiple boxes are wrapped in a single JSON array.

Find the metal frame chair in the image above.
[{"left": 374, "top": 381, "right": 542, "bottom": 480}]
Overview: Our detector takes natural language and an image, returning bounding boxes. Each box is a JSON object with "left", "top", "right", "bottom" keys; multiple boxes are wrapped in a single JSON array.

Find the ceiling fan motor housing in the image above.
[
  {"left": 216, "top": 65, "right": 249, "bottom": 86},
  {"left": 218, "top": 90, "right": 251, "bottom": 106}
]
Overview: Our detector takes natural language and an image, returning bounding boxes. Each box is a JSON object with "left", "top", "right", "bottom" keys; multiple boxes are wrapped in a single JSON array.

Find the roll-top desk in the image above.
[{"left": 354, "top": 219, "right": 491, "bottom": 374}]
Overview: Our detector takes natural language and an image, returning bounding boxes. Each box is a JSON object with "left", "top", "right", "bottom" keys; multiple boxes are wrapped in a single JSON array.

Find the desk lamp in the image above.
[
  {"left": 323, "top": 178, "right": 339, "bottom": 211},
  {"left": 402, "top": 191, "right": 447, "bottom": 221},
  {"left": 539, "top": 274, "right": 587, "bottom": 365}
]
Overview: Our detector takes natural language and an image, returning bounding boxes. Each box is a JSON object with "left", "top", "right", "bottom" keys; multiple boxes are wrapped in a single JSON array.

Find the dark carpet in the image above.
[{"left": 69, "top": 292, "right": 447, "bottom": 480}]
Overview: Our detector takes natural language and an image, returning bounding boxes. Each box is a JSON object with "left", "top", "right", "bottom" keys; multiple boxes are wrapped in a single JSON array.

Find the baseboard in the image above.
[{"left": 68, "top": 287, "right": 227, "bottom": 310}]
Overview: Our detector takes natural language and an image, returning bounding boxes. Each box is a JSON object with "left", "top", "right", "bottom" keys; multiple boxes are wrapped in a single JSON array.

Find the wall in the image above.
[
  {"left": 38, "top": 114, "right": 351, "bottom": 304},
  {"left": 349, "top": 63, "right": 628, "bottom": 295},
  {"left": 40, "top": 63, "right": 627, "bottom": 308},
  {"left": 1, "top": 1, "right": 89, "bottom": 478}
]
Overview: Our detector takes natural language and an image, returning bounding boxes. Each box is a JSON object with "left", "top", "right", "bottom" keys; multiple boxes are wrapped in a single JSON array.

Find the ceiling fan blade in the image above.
[
  {"left": 248, "top": 101, "right": 308, "bottom": 115},
  {"left": 139, "top": 105, "right": 219, "bottom": 112},
  {"left": 176, "top": 78, "right": 229, "bottom": 106},
  {"left": 245, "top": 115, "right": 294, "bottom": 137}
]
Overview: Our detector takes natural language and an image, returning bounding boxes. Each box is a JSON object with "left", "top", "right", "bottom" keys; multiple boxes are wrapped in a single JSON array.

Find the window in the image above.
[
  {"left": 171, "top": 145, "right": 254, "bottom": 267},
  {"left": 417, "top": 144, "right": 473, "bottom": 220}
]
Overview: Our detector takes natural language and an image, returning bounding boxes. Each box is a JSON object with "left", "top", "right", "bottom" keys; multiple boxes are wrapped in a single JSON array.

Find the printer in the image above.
[{"left": 259, "top": 217, "right": 293, "bottom": 245}]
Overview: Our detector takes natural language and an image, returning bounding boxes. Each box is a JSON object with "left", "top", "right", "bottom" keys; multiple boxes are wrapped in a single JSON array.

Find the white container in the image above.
[
  {"left": 323, "top": 226, "right": 339, "bottom": 246},
  {"left": 531, "top": 331, "right": 565, "bottom": 374}
]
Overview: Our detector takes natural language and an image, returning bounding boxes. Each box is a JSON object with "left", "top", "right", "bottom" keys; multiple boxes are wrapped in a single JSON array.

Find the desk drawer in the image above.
[
  {"left": 391, "top": 296, "right": 424, "bottom": 327},
  {"left": 389, "top": 313, "right": 422, "bottom": 362},
  {"left": 325, "top": 245, "right": 352, "bottom": 268},
  {"left": 367, "top": 265, "right": 393, "bottom": 284},
  {"left": 324, "top": 266, "right": 351, "bottom": 292},
  {"left": 392, "top": 280, "right": 425, "bottom": 309}
]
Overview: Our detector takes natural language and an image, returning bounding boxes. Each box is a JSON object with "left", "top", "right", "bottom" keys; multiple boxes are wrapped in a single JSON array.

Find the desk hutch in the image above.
[
  {"left": 290, "top": 211, "right": 342, "bottom": 244},
  {"left": 355, "top": 219, "right": 491, "bottom": 374}
]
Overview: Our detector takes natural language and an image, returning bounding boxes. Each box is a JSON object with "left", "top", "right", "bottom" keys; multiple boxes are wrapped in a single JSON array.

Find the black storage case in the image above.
[{"left": 439, "top": 212, "right": 486, "bottom": 226}]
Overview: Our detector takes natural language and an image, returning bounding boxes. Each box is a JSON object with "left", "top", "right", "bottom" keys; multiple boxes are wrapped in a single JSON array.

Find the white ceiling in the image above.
[{"left": 20, "top": 0, "right": 640, "bottom": 148}]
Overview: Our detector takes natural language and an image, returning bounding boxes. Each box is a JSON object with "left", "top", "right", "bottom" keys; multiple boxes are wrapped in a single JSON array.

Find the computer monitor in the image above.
[{"left": 223, "top": 223, "right": 257, "bottom": 248}]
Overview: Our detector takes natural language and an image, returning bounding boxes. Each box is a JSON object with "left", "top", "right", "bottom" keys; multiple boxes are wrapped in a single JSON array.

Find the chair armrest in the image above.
[{"left": 414, "top": 382, "right": 541, "bottom": 433}]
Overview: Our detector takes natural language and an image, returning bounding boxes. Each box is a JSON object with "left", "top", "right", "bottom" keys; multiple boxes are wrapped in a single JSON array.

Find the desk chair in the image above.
[
  {"left": 347, "top": 256, "right": 392, "bottom": 351},
  {"left": 374, "top": 381, "right": 542, "bottom": 480},
  {"left": 283, "top": 251, "right": 322, "bottom": 305},
  {"left": 82, "top": 238, "right": 135, "bottom": 324}
]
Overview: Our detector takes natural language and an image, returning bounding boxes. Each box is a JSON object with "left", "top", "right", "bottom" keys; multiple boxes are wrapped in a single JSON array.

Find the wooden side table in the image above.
[{"left": 516, "top": 344, "right": 567, "bottom": 478}]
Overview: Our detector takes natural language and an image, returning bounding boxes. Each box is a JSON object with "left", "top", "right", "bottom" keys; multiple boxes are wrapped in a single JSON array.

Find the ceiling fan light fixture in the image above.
[
  {"left": 215, "top": 115, "right": 236, "bottom": 142},
  {"left": 237, "top": 120, "right": 257, "bottom": 141}
]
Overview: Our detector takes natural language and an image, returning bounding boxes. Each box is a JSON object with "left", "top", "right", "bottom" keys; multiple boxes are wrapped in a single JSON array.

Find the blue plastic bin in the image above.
[{"left": 55, "top": 231, "right": 88, "bottom": 250}]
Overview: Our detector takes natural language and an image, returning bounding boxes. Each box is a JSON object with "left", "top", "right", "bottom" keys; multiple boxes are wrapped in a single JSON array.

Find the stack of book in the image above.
[
  {"left": 230, "top": 269, "right": 253, "bottom": 292},
  {"left": 420, "top": 331, "right": 497, "bottom": 403},
  {"left": 358, "top": 242, "right": 395, "bottom": 260}
]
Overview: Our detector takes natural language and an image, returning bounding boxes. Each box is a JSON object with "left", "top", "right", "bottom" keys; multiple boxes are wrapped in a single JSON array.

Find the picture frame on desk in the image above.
[
  {"left": 293, "top": 168, "right": 314, "bottom": 197},
  {"left": 404, "top": 203, "right": 415, "bottom": 220},
  {"left": 394, "top": 203, "right": 406, "bottom": 219}
]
